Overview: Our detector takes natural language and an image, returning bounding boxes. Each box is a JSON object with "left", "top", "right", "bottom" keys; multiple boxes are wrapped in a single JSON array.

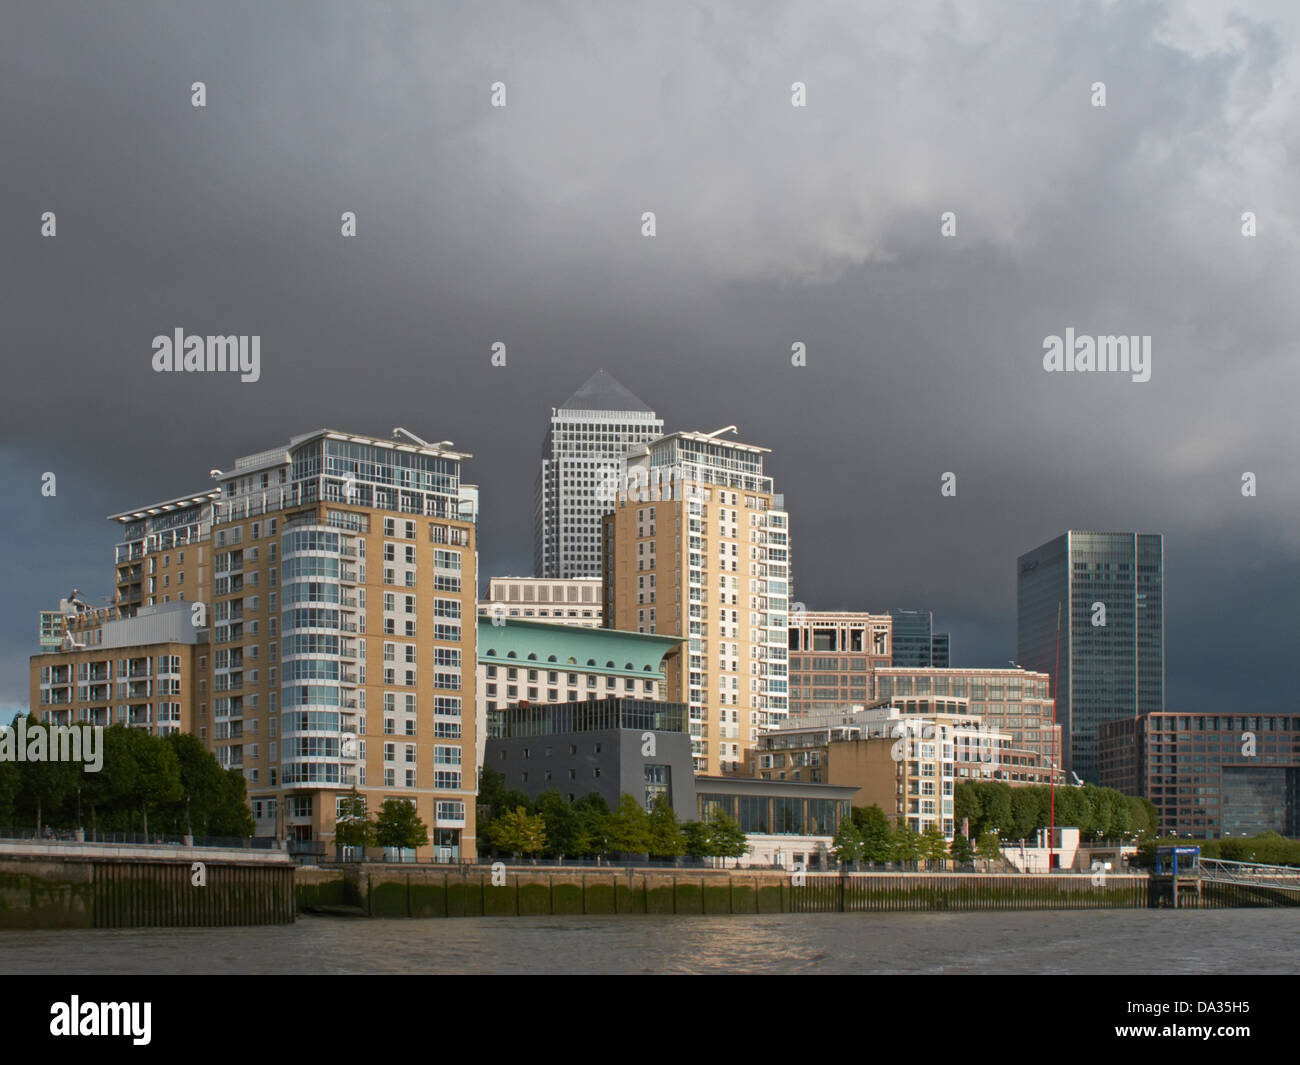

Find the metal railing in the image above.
[
  {"left": 1200, "top": 857, "right": 1300, "bottom": 887},
  {"left": 0, "top": 827, "right": 278, "bottom": 850}
]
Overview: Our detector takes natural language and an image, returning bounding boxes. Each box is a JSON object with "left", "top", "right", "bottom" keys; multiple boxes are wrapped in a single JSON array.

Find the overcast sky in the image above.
[{"left": 2, "top": 0, "right": 1296, "bottom": 719}]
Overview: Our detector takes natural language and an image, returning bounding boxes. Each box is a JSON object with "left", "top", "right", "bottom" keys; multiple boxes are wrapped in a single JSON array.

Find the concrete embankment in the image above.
[
  {"left": 295, "top": 865, "right": 1155, "bottom": 918},
  {"left": 0, "top": 841, "right": 295, "bottom": 929}
]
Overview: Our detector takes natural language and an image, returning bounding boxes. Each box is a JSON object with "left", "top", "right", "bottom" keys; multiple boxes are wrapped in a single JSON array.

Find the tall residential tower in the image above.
[{"left": 603, "top": 428, "right": 791, "bottom": 775}]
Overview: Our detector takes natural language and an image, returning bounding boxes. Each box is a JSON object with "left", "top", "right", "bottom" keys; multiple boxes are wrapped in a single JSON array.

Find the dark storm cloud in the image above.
[{"left": 2, "top": 1, "right": 1296, "bottom": 715}]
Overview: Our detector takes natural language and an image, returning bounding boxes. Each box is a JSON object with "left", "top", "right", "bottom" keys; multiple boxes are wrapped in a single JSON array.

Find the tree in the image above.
[
  {"left": 647, "top": 795, "right": 685, "bottom": 859},
  {"left": 685, "top": 808, "right": 748, "bottom": 860},
  {"left": 953, "top": 783, "right": 982, "bottom": 833},
  {"left": 975, "top": 782, "right": 1014, "bottom": 836},
  {"left": 1053, "top": 786, "right": 1092, "bottom": 835},
  {"left": 607, "top": 793, "right": 652, "bottom": 855},
  {"left": 475, "top": 766, "right": 530, "bottom": 846},
  {"left": 704, "top": 807, "right": 748, "bottom": 859},
  {"left": 572, "top": 793, "right": 611, "bottom": 857},
  {"left": 1009, "top": 787, "right": 1040, "bottom": 841},
  {"left": 488, "top": 806, "right": 547, "bottom": 857},
  {"left": 976, "top": 830, "right": 1003, "bottom": 868},
  {"left": 920, "top": 824, "right": 949, "bottom": 865},
  {"left": 164, "top": 731, "right": 253, "bottom": 837},
  {"left": 534, "top": 790, "right": 581, "bottom": 858},
  {"left": 333, "top": 788, "right": 375, "bottom": 850},
  {"left": 852, "top": 805, "right": 895, "bottom": 864},
  {"left": 0, "top": 756, "right": 19, "bottom": 827},
  {"left": 89, "top": 725, "right": 182, "bottom": 837},
  {"left": 892, "top": 824, "right": 921, "bottom": 864},
  {"left": 374, "top": 798, "right": 429, "bottom": 853},
  {"left": 832, "top": 819, "right": 864, "bottom": 866},
  {"left": 15, "top": 716, "right": 81, "bottom": 833},
  {"left": 949, "top": 833, "right": 975, "bottom": 864},
  {"left": 684, "top": 820, "right": 711, "bottom": 858}
]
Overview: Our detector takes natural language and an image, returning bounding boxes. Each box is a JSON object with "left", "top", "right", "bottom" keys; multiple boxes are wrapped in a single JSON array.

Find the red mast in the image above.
[{"left": 1050, "top": 601, "right": 1061, "bottom": 872}]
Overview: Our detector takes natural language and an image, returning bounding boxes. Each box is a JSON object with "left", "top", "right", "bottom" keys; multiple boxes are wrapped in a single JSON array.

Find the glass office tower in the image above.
[
  {"left": 1017, "top": 531, "right": 1164, "bottom": 782},
  {"left": 889, "top": 610, "right": 950, "bottom": 668},
  {"left": 533, "top": 371, "right": 662, "bottom": 580}
]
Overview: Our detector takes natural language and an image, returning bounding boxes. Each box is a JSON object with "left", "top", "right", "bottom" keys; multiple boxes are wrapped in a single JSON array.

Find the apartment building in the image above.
[
  {"left": 202, "top": 428, "right": 479, "bottom": 859},
  {"left": 31, "top": 601, "right": 204, "bottom": 737},
  {"left": 477, "top": 576, "right": 602, "bottom": 628},
  {"left": 31, "top": 427, "right": 480, "bottom": 862},
  {"left": 602, "top": 428, "right": 791, "bottom": 775},
  {"left": 746, "top": 706, "right": 1004, "bottom": 838}
]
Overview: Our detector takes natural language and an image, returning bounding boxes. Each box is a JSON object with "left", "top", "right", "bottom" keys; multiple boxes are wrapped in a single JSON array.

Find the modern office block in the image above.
[
  {"left": 1099, "top": 711, "right": 1300, "bottom": 837},
  {"left": 1018, "top": 531, "right": 1164, "bottom": 782},
  {"left": 888, "top": 609, "right": 950, "bottom": 668},
  {"left": 534, "top": 370, "right": 662, "bottom": 580}
]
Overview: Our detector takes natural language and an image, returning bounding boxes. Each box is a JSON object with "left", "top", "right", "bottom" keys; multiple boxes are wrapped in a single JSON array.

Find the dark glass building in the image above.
[
  {"left": 889, "top": 610, "right": 950, "bottom": 668},
  {"left": 1018, "top": 531, "right": 1164, "bottom": 782}
]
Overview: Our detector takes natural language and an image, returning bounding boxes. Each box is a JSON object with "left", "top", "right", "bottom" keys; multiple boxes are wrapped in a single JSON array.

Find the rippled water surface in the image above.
[{"left": 2, "top": 909, "right": 1296, "bottom": 974}]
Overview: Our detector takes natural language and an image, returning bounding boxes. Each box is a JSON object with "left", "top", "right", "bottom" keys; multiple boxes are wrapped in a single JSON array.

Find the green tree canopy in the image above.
[
  {"left": 647, "top": 795, "right": 686, "bottom": 858},
  {"left": 488, "top": 805, "right": 547, "bottom": 857},
  {"left": 949, "top": 832, "right": 975, "bottom": 864},
  {"left": 852, "top": 805, "right": 895, "bottom": 864},
  {"left": 607, "top": 793, "right": 652, "bottom": 855},
  {"left": 920, "top": 824, "right": 950, "bottom": 863},
  {"left": 374, "top": 798, "right": 429, "bottom": 852},
  {"left": 333, "top": 788, "right": 375, "bottom": 849},
  {"left": 832, "top": 819, "right": 864, "bottom": 865},
  {"left": 534, "top": 789, "right": 581, "bottom": 857}
]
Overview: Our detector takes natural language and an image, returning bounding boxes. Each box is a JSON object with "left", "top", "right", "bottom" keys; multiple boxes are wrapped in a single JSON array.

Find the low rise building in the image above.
[
  {"left": 1099, "top": 711, "right": 1300, "bottom": 838},
  {"left": 485, "top": 696, "right": 695, "bottom": 818},
  {"left": 694, "top": 776, "right": 855, "bottom": 869},
  {"left": 30, "top": 601, "right": 206, "bottom": 737}
]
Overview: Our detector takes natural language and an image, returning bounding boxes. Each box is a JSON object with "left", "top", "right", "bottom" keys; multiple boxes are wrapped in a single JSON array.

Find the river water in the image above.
[{"left": 2, "top": 909, "right": 1296, "bottom": 973}]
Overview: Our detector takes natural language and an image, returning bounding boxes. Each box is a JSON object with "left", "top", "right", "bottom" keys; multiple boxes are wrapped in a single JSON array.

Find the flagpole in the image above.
[{"left": 1050, "top": 601, "right": 1061, "bottom": 872}]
